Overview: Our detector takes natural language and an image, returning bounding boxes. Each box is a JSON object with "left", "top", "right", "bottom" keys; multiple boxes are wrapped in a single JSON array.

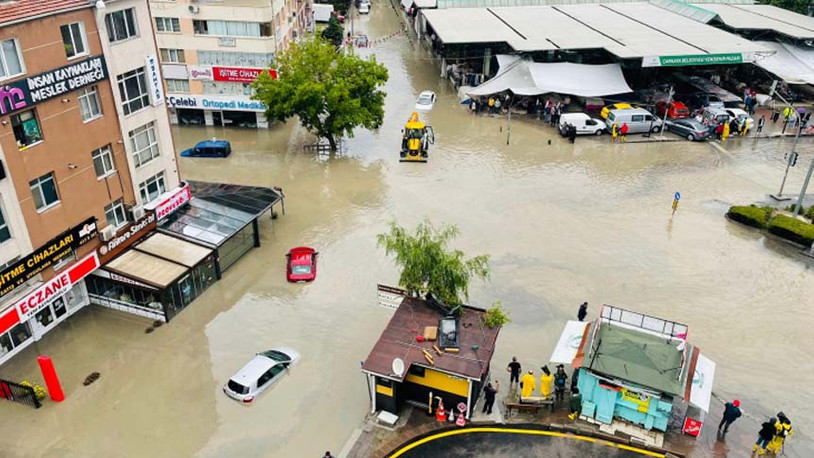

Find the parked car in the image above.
[
  {"left": 358, "top": 3, "right": 370, "bottom": 13},
  {"left": 655, "top": 101, "right": 690, "bottom": 119},
  {"left": 354, "top": 34, "right": 369, "bottom": 47},
  {"left": 600, "top": 103, "right": 634, "bottom": 119},
  {"left": 695, "top": 107, "right": 730, "bottom": 126},
  {"left": 180, "top": 140, "right": 232, "bottom": 158},
  {"left": 678, "top": 92, "right": 724, "bottom": 110},
  {"left": 286, "top": 247, "right": 318, "bottom": 282},
  {"left": 664, "top": 118, "right": 712, "bottom": 141},
  {"left": 605, "top": 108, "right": 663, "bottom": 134},
  {"left": 223, "top": 348, "right": 301, "bottom": 403},
  {"left": 415, "top": 91, "right": 436, "bottom": 111},
  {"left": 724, "top": 108, "right": 754, "bottom": 130},
  {"left": 558, "top": 113, "right": 606, "bottom": 136}
]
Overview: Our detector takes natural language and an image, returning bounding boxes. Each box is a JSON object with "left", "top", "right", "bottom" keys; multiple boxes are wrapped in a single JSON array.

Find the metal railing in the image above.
[{"left": 0, "top": 379, "right": 42, "bottom": 409}]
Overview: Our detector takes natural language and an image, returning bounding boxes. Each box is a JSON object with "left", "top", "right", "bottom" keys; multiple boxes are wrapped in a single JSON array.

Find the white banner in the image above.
[
  {"left": 162, "top": 64, "right": 188, "bottom": 80},
  {"left": 145, "top": 55, "right": 164, "bottom": 106},
  {"left": 549, "top": 320, "right": 589, "bottom": 365}
]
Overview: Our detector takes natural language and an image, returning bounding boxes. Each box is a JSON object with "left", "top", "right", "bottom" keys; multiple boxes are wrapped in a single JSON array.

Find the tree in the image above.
[
  {"left": 253, "top": 38, "right": 388, "bottom": 151},
  {"left": 321, "top": 17, "right": 344, "bottom": 48},
  {"left": 768, "top": 0, "right": 810, "bottom": 14},
  {"left": 377, "top": 220, "right": 490, "bottom": 307}
]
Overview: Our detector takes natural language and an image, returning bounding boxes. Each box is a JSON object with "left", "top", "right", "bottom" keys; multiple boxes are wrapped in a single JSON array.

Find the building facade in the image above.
[{"left": 148, "top": 0, "right": 310, "bottom": 128}]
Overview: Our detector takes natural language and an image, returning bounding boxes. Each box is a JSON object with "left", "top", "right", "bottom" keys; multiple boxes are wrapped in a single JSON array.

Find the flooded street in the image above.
[{"left": 3, "top": 1, "right": 814, "bottom": 457}]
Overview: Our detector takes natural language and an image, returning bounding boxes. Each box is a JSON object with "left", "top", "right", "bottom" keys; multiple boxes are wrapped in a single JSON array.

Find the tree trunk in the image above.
[{"left": 326, "top": 134, "right": 337, "bottom": 152}]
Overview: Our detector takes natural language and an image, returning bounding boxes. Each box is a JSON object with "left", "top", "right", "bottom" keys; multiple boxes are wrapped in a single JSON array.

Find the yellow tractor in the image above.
[{"left": 400, "top": 112, "right": 434, "bottom": 163}]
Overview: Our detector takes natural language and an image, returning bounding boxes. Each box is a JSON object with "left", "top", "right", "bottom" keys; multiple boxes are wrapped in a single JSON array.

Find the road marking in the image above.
[{"left": 387, "top": 427, "right": 666, "bottom": 457}]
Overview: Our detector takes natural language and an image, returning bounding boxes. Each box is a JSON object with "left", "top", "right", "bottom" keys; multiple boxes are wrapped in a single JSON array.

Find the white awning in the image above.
[
  {"left": 696, "top": 4, "right": 814, "bottom": 40},
  {"left": 468, "top": 58, "right": 632, "bottom": 97},
  {"left": 753, "top": 41, "right": 814, "bottom": 85},
  {"left": 549, "top": 320, "right": 589, "bottom": 365},
  {"left": 689, "top": 353, "right": 716, "bottom": 413}
]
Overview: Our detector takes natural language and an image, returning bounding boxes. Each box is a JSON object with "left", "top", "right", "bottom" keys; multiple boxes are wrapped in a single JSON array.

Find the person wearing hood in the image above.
[
  {"left": 754, "top": 417, "right": 776, "bottom": 455},
  {"left": 718, "top": 399, "right": 741, "bottom": 434},
  {"left": 520, "top": 370, "right": 536, "bottom": 398},
  {"left": 553, "top": 365, "right": 568, "bottom": 402},
  {"left": 567, "top": 387, "right": 582, "bottom": 420},
  {"left": 540, "top": 365, "right": 553, "bottom": 399},
  {"left": 767, "top": 413, "right": 793, "bottom": 454}
]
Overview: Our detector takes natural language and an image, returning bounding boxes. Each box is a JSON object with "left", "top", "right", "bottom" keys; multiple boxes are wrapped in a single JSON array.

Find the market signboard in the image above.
[
  {"left": 0, "top": 56, "right": 108, "bottom": 116},
  {"left": 97, "top": 213, "right": 157, "bottom": 264},
  {"left": 0, "top": 217, "right": 98, "bottom": 299},
  {"left": 642, "top": 53, "right": 753, "bottom": 68},
  {"left": 166, "top": 93, "right": 267, "bottom": 112},
  {"left": 144, "top": 182, "right": 192, "bottom": 221},
  {"left": 145, "top": 54, "right": 165, "bottom": 106},
  {"left": 377, "top": 284, "right": 407, "bottom": 310}
]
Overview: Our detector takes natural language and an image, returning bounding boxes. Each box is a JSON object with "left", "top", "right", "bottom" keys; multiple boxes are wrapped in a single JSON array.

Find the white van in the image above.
[
  {"left": 605, "top": 108, "right": 663, "bottom": 134},
  {"left": 558, "top": 113, "right": 606, "bottom": 136}
]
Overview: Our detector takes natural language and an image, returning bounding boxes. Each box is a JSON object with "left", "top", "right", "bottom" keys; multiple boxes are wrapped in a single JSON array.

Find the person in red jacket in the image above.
[{"left": 620, "top": 123, "right": 629, "bottom": 142}]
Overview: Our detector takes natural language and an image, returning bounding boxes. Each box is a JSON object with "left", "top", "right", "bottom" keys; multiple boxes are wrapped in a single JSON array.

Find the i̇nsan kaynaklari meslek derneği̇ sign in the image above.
[{"left": 0, "top": 55, "right": 108, "bottom": 116}]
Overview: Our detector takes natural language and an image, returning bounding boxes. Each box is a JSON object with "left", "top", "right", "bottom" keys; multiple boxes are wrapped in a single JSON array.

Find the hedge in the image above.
[
  {"left": 727, "top": 205, "right": 773, "bottom": 229},
  {"left": 768, "top": 214, "right": 814, "bottom": 247}
]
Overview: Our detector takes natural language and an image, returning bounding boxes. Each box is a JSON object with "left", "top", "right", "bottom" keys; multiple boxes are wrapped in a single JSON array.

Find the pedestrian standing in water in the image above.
[
  {"left": 554, "top": 365, "right": 568, "bottom": 402},
  {"left": 611, "top": 123, "right": 619, "bottom": 143},
  {"left": 568, "top": 124, "right": 577, "bottom": 143},
  {"left": 722, "top": 121, "right": 730, "bottom": 143},
  {"left": 482, "top": 381, "right": 499, "bottom": 414},
  {"left": 767, "top": 413, "right": 793, "bottom": 454},
  {"left": 507, "top": 357, "right": 521, "bottom": 388},
  {"left": 757, "top": 115, "right": 765, "bottom": 135},
  {"left": 493, "top": 97, "right": 501, "bottom": 115},
  {"left": 578, "top": 302, "right": 588, "bottom": 321},
  {"left": 540, "top": 365, "right": 553, "bottom": 399},
  {"left": 754, "top": 417, "right": 776, "bottom": 455},
  {"left": 323, "top": 452, "right": 334, "bottom": 458},
  {"left": 620, "top": 123, "right": 629, "bottom": 142},
  {"left": 520, "top": 370, "right": 536, "bottom": 398},
  {"left": 568, "top": 388, "right": 582, "bottom": 420},
  {"left": 718, "top": 399, "right": 741, "bottom": 435},
  {"left": 771, "top": 111, "right": 780, "bottom": 123}
]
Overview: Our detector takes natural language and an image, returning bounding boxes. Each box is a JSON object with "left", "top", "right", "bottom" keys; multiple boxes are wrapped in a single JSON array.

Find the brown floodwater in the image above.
[{"left": 1, "top": 1, "right": 813, "bottom": 457}]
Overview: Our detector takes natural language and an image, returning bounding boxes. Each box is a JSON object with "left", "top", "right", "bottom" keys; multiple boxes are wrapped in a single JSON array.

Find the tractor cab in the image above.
[{"left": 400, "top": 112, "right": 434, "bottom": 163}]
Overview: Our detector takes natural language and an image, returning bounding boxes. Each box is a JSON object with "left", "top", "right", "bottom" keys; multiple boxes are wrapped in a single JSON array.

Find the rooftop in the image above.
[
  {"left": 695, "top": 3, "right": 814, "bottom": 39},
  {"left": 361, "top": 297, "right": 499, "bottom": 381},
  {"left": 0, "top": 0, "right": 91, "bottom": 26}
]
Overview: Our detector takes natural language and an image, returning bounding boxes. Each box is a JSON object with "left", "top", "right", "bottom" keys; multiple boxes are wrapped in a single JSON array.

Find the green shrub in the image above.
[
  {"left": 484, "top": 301, "right": 511, "bottom": 329},
  {"left": 806, "top": 205, "right": 814, "bottom": 222},
  {"left": 727, "top": 205, "right": 773, "bottom": 229},
  {"left": 768, "top": 214, "right": 814, "bottom": 247},
  {"left": 784, "top": 204, "right": 806, "bottom": 214}
]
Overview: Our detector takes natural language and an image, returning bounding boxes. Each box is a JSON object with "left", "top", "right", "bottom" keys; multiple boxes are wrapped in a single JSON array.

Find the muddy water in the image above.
[{"left": 2, "top": 1, "right": 814, "bottom": 457}]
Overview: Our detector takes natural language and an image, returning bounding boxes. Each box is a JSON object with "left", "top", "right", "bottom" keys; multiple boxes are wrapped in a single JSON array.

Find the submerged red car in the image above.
[
  {"left": 655, "top": 101, "right": 690, "bottom": 119},
  {"left": 286, "top": 247, "right": 318, "bottom": 282}
]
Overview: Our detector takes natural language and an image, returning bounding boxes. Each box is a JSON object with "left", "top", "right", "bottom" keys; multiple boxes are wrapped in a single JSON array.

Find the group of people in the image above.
[
  {"left": 718, "top": 399, "right": 794, "bottom": 455},
  {"left": 610, "top": 123, "right": 629, "bottom": 143},
  {"left": 537, "top": 99, "right": 566, "bottom": 126}
]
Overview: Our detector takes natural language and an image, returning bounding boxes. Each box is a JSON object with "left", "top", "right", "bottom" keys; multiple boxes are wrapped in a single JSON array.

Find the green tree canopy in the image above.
[
  {"left": 253, "top": 38, "right": 388, "bottom": 151},
  {"left": 321, "top": 17, "right": 344, "bottom": 48},
  {"left": 377, "top": 220, "right": 490, "bottom": 308},
  {"left": 768, "top": 0, "right": 810, "bottom": 14}
]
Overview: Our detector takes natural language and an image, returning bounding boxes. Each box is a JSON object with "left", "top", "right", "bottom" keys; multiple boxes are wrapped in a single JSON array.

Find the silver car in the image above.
[{"left": 223, "top": 347, "right": 300, "bottom": 403}]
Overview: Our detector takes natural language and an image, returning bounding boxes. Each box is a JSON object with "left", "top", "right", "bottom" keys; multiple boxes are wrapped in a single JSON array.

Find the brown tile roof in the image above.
[
  {"left": 0, "top": 0, "right": 92, "bottom": 26},
  {"left": 361, "top": 297, "right": 500, "bottom": 381}
]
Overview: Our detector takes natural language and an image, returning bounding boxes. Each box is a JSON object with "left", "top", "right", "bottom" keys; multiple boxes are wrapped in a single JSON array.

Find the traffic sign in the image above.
[{"left": 674, "top": 192, "right": 681, "bottom": 201}]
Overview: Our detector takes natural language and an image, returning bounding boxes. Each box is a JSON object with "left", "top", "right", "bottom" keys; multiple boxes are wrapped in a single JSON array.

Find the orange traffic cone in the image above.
[{"left": 435, "top": 400, "right": 445, "bottom": 422}]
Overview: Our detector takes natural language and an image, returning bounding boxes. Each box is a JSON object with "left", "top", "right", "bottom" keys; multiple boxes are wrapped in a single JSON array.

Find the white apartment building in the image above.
[
  {"left": 148, "top": 0, "right": 310, "bottom": 128},
  {"left": 0, "top": 148, "right": 33, "bottom": 271},
  {"left": 94, "top": 0, "right": 181, "bottom": 206}
]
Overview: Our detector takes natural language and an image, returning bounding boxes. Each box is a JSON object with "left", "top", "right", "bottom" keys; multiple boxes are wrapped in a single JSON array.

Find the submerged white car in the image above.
[
  {"left": 415, "top": 91, "right": 436, "bottom": 111},
  {"left": 358, "top": 3, "right": 370, "bottom": 14},
  {"left": 223, "top": 347, "right": 300, "bottom": 403}
]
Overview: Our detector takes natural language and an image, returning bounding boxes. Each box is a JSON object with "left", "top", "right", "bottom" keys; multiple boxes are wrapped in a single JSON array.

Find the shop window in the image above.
[
  {"left": 139, "top": 172, "right": 166, "bottom": 203},
  {"left": 197, "top": 51, "right": 274, "bottom": 67},
  {"left": 35, "top": 306, "right": 55, "bottom": 328},
  {"left": 217, "top": 223, "right": 255, "bottom": 272},
  {"left": 117, "top": 67, "right": 150, "bottom": 115},
  {"left": 0, "top": 205, "right": 10, "bottom": 242},
  {"left": 0, "top": 38, "right": 24, "bottom": 80},
  {"left": 30, "top": 173, "right": 59, "bottom": 211},
  {"left": 11, "top": 109, "right": 43, "bottom": 149},
  {"left": 193, "top": 20, "right": 271, "bottom": 37},
  {"left": 52, "top": 296, "right": 67, "bottom": 319},
  {"left": 160, "top": 48, "right": 185, "bottom": 63},
  {"left": 9, "top": 322, "right": 32, "bottom": 347},
  {"left": 105, "top": 8, "right": 138, "bottom": 43},
  {"left": 166, "top": 79, "right": 190, "bottom": 92},
  {"left": 129, "top": 121, "right": 160, "bottom": 167},
  {"left": 61, "top": 21, "right": 88, "bottom": 59},
  {"left": 78, "top": 86, "right": 102, "bottom": 122},
  {"left": 105, "top": 198, "right": 127, "bottom": 229},
  {"left": 0, "top": 332, "right": 11, "bottom": 355},
  {"left": 87, "top": 276, "right": 163, "bottom": 314},
  {"left": 92, "top": 145, "right": 115, "bottom": 178},
  {"left": 155, "top": 17, "right": 180, "bottom": 33},
  {"left": 203, "top": 81, "right": 253, "bottom": 96},
  {"left": 409, "top": 365, "right": 425, "bottom": 377}
]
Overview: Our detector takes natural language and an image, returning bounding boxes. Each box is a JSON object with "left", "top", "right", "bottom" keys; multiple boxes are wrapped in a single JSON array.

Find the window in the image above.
[
  {"left": 155, "top": 17, "right": 180, "bottom": 33},
  {"left": 92, "top": 145, "right": 115, "bottom": 178},
  {"left": 632, "top": 115, "right": 644, "bottom": 122},
  {"left": 0, "top": 206, "right": 10, "bottom": 243},
  {"left": 165, "top": 79, "right": 189, "bottom": 92},
  {"left": 0, "top": 38, "right": 24, "bottom": 80},
  {"left": 197, "top": 51, "right": 274, "bottom": 67},
  {"left": 129, "top": 122, "right": 160, "bottom": 167},
  {"left": 117, "top": 68, "right": 150, "bottom": 115},
  {"left": 159, "top": 48, "right": 185, "bottom": 63},
  {"left": 193, "top": 20, "right": 272, "bottom": 37},
  {"left": 77, "top": 86, "right": 102, "bottom": 122},
  {"left": 203, "top": 81, "right": 253, "bottom": 96},
  {"left": 105, "top": 199, "right": 127, "bottom": 228},
  {"left": 30, "top": 173, "right": 59, "bottom": 211},
  {"left": 11, "top": 110, "right": 43, "bottom": 148},
  {"left": 139, "top": 172, "right": 166, "bottom": 203},
  {"left": 105, "top": 8, "right": 138, "bottom": 43},
  {"left": 61, "top": 22, "right": 87, "bottom": 59}
]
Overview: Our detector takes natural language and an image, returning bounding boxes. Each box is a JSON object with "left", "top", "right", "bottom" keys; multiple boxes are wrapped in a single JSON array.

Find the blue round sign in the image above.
[{"left": 674, "top": 192, "right": 681, "bottom": 201}]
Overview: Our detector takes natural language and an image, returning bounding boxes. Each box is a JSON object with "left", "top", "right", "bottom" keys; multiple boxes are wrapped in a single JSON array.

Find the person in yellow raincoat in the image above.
[
  {"left": 611, "top": 123, "right": 619, "bottom": 143},
  {"left": 722, "top": 121, "right": 730, "bottom": 142},
  {"left": 540, "top": 365, "right": 554, "bottom": 399},
  {"left": 520, "top": 370, "right": 536, "bottom": 398},
  {"left": 767, "top": 415, "right": 793, "bottom": 454}
]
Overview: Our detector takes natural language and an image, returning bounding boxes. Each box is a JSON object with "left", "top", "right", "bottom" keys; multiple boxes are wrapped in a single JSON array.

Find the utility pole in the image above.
[
  {"left": 792, "top": 156, "right": 813, "bottom": 218},
  {"left": 659, "top": 86, "right": 673, "bottom": 140},
  {"left": 769, "top": 86, "right": 803, "bottom": 201},
  {"left": 506, "top": 94, "right": 513, "bottom": 145}
]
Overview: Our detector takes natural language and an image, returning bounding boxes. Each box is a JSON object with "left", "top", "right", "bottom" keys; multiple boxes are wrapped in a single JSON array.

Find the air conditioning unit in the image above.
[
  {"left": 100, "top": 226, "right": 117, "bottom": 242},
  {"left": 129, "top": 205, "right": 145, "bottom": 222},
  {"left": 189, "top": 5, "right": 200, "bottom": 13}
]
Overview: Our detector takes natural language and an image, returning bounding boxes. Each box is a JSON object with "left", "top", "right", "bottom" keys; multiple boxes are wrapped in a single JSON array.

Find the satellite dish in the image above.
[{"left": 392, "top": 358, "right": 405, "bottom": 377}]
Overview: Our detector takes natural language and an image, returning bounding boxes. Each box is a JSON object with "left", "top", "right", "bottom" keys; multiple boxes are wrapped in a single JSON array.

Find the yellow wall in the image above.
[{"left": 406, "top": 368, "right": 469, "bottom": 397}]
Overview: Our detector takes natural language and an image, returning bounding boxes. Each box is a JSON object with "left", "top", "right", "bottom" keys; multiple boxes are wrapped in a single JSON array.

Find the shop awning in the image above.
[
  {"left": 467, "top": 57, "right": 632, "bottom": 97},
  {"left": 550, "top": 320, "right": 590, "bottom": 365},
  {"left": 134, "top": 233, "right": 212, "bottom": 268},
  {"left": 105, "top": 250, "right": 188, "bottom": 289},
  {"left": 697, "top": 4, "right": 814, "bottom": 40},
  {"left": 753, "top": 41, "right": 814, "bottom": 85},
  {"left": 689, "top": 353, "right": 716, "bottom": 413}
]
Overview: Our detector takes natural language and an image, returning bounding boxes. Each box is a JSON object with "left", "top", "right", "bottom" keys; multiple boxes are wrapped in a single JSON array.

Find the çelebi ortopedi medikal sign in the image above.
[{"left": 0, "top": 217, "right": 98, "bottom": 299}]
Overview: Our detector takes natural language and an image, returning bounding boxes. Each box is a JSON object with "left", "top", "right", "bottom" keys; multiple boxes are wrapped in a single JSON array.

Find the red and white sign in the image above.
[
  {"left": 4, "top": 253, "right": 100, "bottom": 326},
  {"left": 188, "top": 66, "right": 214, "bottom": 81},
  {"left": 212, "top": 66, "right": 278, "bottom": 83},
  {"left": 152, "top": 183, "right": 191, "bottom": 221},
  {"left": 683, "top": 417, "right": 703, "bottom": 437}
]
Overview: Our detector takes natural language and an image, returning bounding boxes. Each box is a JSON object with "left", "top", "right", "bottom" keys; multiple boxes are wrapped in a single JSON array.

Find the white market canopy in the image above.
[
  {"left": 753, "top": 41, "right": 814, "bottom": 85},
  {"left": 467, "top": 57, "right": 633, "bottom": 97},
  {"left": 696, "top": 4, "right": 814, "bottom": 40},
  {"left": 549, "top": 320, "right": 590, "bottom": 365}
]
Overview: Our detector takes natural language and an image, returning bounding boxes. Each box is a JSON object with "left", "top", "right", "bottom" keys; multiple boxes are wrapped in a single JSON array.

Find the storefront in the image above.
[
  {"left": 158, "top": 181, "right": 284, "bottom": 273},
  {"left": 166, "top": 93, "right": 269, "bottom": 129}
]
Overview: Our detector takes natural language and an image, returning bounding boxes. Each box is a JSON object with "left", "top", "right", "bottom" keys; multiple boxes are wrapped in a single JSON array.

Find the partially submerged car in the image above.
[
  {"left": 180, "top": 140, "right": 232, "bottom": 158},
  {"left": 664, "top": 118, "right": 712, "bottom": 141},
  {"left": 223, "top": 348, "right": 301, "bottom": 403},
  {"left": 415, "top": 91, "right": 436, "bottom": 111},
  {"left": 286, "top": 247, "right": 318, "bottom": 282}
]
